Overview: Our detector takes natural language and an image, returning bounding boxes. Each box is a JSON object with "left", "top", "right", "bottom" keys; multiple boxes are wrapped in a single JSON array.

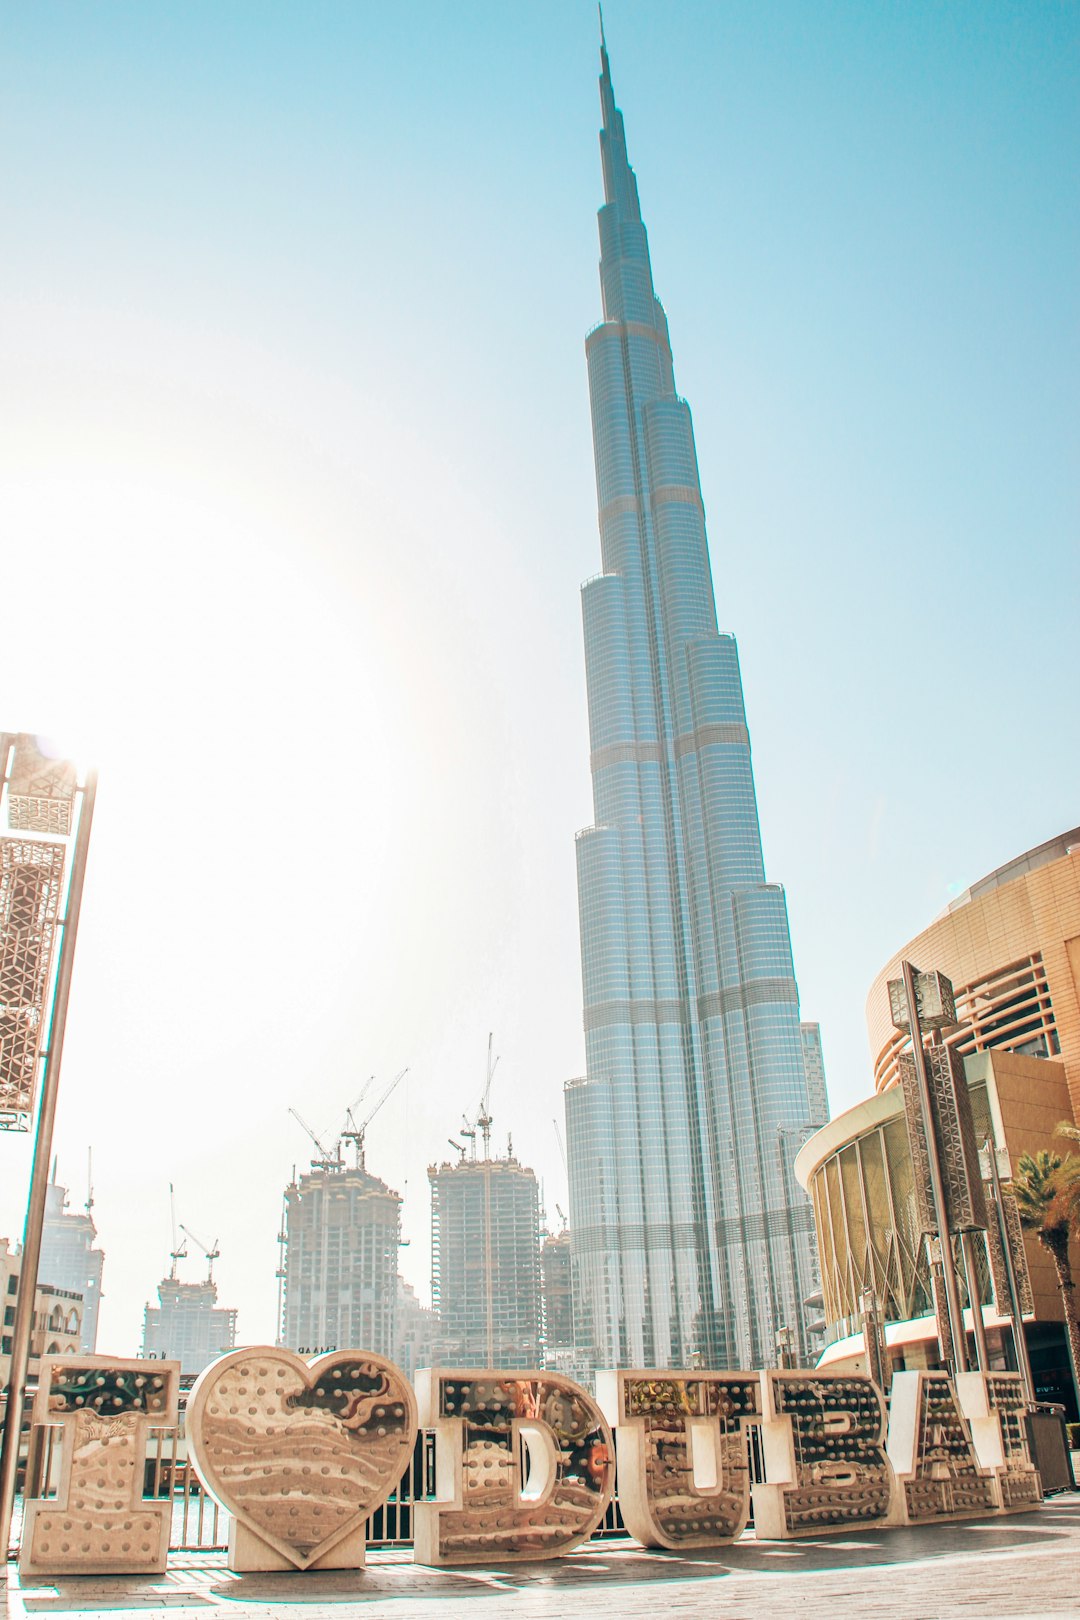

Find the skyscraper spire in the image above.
[
  {"left": 597, "top": 24, "right": 642, "bottom": 227},
  {"left": 564, "top": 31, "right": 820, "bottom": 1373}
]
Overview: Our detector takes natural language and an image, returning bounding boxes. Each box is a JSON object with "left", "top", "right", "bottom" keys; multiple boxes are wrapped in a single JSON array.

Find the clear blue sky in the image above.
[{"left": 2, "top": 1, "right": 1077, "bottom": 1350}]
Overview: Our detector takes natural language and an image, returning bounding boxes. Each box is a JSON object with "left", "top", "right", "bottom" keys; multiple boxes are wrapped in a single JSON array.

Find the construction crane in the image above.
[
  {"left": 555, "top": 1202, "right": 568, "bottom": 1233},
  {"left": 341, "top": 1067, "right": 408, "bottom": 1170},
  {"left": 478, "top": 1034, "right": 497, "bottom": 1159},
  {"left": 288, "top": 1107, "right": 344, "bottom": 1172},
  {"left": 167, "top": 1183, "right": 188, "bottom": 1279},
  {"left": 180, "top": 1224, "right": 220, "bottom": 1284},
  {"left": 341, "top": 1074, "right": 378, "bottom": 1124},
  {"left": 461, "top": 1034, "right": 499, "bottom": 1161},
  {"left": 552, "top": 1118, "right": 568, "bottom": 1174}
]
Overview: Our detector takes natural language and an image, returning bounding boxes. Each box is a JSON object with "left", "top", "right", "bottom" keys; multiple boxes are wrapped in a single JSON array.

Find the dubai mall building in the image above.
[{"left": 796, "top": 830, "right": 1080, "bottom": 1418}]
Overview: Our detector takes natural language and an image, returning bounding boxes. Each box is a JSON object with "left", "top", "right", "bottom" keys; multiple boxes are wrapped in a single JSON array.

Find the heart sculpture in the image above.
[{"left": 186, "top": 1348, "right": 417, "bottom": 1570}]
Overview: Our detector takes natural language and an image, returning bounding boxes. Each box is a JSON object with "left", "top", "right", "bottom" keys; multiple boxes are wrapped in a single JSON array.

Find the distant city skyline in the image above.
[{"left": 1, "top": 2, "right": 1076, "bottom": 1353}]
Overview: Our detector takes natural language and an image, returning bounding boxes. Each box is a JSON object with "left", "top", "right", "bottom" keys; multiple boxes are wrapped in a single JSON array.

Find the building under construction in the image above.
[
  {"left": 142, "top": 1210, "right": 237, "bottom": 1376},
  {"left": 540, "top": 1227, "right": 573, "bottom": 1364},
  {"left": 141, "top": 1274, "right": 237, "bottom": 1376},
  {"left": 280, "top": 1076, "right": 405, "bottom": 1358},
  {"left": 428, "top": 1044, "right": 541, "bottom": 1367},
  {"left": 429, "top": 1148, "right": 542, "bottom": 1368}
]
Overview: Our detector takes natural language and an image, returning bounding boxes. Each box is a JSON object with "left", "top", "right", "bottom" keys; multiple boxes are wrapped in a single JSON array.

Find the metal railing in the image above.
[{"left": 8, "top": 1423, "right": 771, "bottom": 1558}]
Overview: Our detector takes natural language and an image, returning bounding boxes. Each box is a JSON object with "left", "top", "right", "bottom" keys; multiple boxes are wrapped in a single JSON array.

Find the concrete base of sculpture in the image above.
[
  {"left": 753, "top": 1371, "right": 898, "bottom": 1539},
  {"left": 187, "top": 1349, "right": 416, "bottom": 1573},
  {"left": 17, "top": 1355, "right": 180, "bottom": 1579},
  {"left": 887, "top": 1370, "right": 998, "bottom": 1523},
  {"left": 955, "top": 1372, "right": 1042, "bottom": 1512},
  {"left": 597, "top": 1369, "right": 761, "bottom": 1549},
  {"left": 413, "top": 1368, "right": 615, "bottom": 1566},
  {"left": 20, "top": 1498, "right": 171, "bottom": 1579},
  {"left": 228, "top": 1518, "right": 367, "bottom": 1572}
]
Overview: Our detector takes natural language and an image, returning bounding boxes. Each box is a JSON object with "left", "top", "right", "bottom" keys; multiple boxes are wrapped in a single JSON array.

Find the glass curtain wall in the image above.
[{"left": 565, "top": 39, "right": 818, "bottom": 1371}]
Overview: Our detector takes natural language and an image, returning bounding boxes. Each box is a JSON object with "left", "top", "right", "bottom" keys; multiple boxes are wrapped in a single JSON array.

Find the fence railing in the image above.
[{"left": 9, "top": 1422, "right": 770, "bottom": 1558}]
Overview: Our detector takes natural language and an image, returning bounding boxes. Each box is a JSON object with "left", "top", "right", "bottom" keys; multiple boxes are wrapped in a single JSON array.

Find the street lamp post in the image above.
[
  {"left": 896, "top": 960, "right": 968, "bottom": 1377},
  {"left": 0, "top": 752, "right": 96, "bottom": 1558},
  {"left": 982, "top": 1136, "right": 1037, "bottom": 1404},
  {"left": 860, "top": 1287, "right": 891, "bottom": 1394},
  {"left": 959, "top": 1227, "right": 991, "bottom": 1373}
]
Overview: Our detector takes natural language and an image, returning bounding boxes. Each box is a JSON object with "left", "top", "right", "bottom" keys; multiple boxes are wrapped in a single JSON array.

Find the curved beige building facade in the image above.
[
  {"left": 866, "top": 830, "right": 1080, "bottom": 1119},
  {"left": 796, "top": 830, "right": 1080, "bottom": 1416}
]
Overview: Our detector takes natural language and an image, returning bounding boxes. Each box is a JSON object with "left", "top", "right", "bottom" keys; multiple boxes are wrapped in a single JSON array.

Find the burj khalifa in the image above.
[{"left": 565, "top": 31, "right": 820, "bottom": 1371}]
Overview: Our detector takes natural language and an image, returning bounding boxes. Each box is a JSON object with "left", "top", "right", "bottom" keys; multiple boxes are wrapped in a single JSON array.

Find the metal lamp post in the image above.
[
  {"left": 891, "top": 962, "right": 968, "bottom": 1377},
  {"left": 860, "top": 1287, "right": 891, "bottom": 1394},
  {"left": 775, "top": 1325, "right": 796, "bottom": 1370},
  {"left": 982, "top": 1135, "right": 1037, "bottom": 1404},
  {"left": 0, "top": 739, "right": 96, "bottom": 1557}
]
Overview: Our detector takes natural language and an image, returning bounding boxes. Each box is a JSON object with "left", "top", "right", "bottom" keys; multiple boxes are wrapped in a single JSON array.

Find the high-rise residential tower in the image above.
[
  {"left": 540, "top": 1227, "right": 573, "bottom": 1364},
  {"left": 428, "top": 1148, "right": 542, "bottom": 1368},
  {"left": 141, "top": 1271, "right": 237, "bottom": 1377},
  {"left": 281, "top": 1159, "right": 401, "bottom": 1358},
  {"left": 565, "top": 35, "right": 819, "bottom": 1372}
]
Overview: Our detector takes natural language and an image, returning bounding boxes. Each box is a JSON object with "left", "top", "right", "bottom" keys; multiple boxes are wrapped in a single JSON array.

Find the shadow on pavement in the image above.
[{"left": 8, "top": 1497, "right": 1079, "bottom": 1610}]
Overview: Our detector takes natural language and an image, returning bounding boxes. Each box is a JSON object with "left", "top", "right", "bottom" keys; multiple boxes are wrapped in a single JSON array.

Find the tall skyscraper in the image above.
[
  {"left": 393, "top": 1275, "right": 437, "bottom": 1381},
  {"left": 428, "top": 1148, "right": 542, "bottom": 1367},
  {"left": 281, "top": 1159, "right": 401, "bottom": 1358},
  {"left": 800, "top": 1024, "right": 831, "bottom": 1129},
  {"left": 565, "top": 34, "right": 819, "bottom": 1372},
  {"left": 38, "top": 1174, "right": 105, "bottom": 1353},
  {"left": 141, "top": 1272, "right": 237, "bottom": 1377},
  {"left": 540, "top": 1227, "right": 573, "bottom": 1364}
]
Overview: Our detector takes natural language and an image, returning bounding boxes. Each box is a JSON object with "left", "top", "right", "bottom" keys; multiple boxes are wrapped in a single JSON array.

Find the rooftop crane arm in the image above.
[
  {"left": 288, "top": 1107, "right": 343, "bottom": 1171},
  {"left": 343, "top": 1067, "right": 408, "bottom": 1169},
  {"left": 179, "top": 1223, "right": 221, "bottom": 1282},
  {"left": 168, "top": 1182, "right": 187, "bottom": 1279},
  {"left": 476, "top": 1033, "right": 498, "bottom": 1159}
]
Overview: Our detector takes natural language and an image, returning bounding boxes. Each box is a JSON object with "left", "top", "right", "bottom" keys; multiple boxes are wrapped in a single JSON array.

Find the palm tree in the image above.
[
  {"left": 1012, "top": 1148, "right": 1080, "bottom": 1409},
  {"left": 1054, "top": 1121, "right": 1080, "bottom": 1194}
]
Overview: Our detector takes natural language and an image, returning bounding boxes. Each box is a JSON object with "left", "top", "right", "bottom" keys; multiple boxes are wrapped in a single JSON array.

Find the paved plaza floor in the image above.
[{"left": 4, "top": 1494, "right": 1079, "bottom": 1620}]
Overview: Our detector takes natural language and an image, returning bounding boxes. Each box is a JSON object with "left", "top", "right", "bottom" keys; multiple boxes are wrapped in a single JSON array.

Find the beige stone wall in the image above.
[
  {"left": 866, "top": 847, "right": 1080, "bottom": 1121},
  {"left": 0, "top": 1241, "right": 82, "bottom": 1383},
  {"left": 986, "top": 1049, "right": 1080, "bottom": 1324}
]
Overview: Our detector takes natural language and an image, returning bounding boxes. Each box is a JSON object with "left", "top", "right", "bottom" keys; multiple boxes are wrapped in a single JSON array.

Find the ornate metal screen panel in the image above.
[
  {"left": 6, "top": 737, "right": 76, "bottom": 837},
  {"left": 983, "top": 1185, "right": 1035, "bottom": 1318},
  {"left": 899, "top": 1054, "right": 934, "bottom": 1236},
  {"left": 888, "top": 970, "right": 957, "bottom": 1033},
  {"left": 0, "top": 839, "right": 66, "bottom": 1129},
  {"left": 898, "top": 1047, "right": 987, "bottom": 1235}
]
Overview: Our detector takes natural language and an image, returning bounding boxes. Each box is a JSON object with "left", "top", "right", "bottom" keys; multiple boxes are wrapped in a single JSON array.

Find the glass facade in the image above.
[
  {"left": 806, "top": 1079, "right": 1000, "bottom": 1343},
  {"left": 800, "top": 1023, "right": 831, "bottom": 1129},
  {"left": 565, "top": 41, "right": 818, "bottom": 1371}
]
